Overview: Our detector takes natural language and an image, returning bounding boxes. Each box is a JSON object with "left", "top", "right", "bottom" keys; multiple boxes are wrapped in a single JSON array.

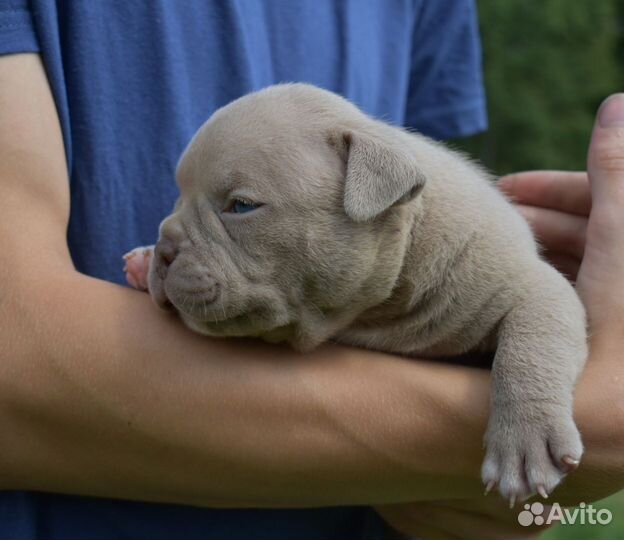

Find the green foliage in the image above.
[
  {"left": 542, "top": 491, "right": 624, "bottom": 540},
  {"left": 456, "top": 0, "right": 621, "bottom": 175}
]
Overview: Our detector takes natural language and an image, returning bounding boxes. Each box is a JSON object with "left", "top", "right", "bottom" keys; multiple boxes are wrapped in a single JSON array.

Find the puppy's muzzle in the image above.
[
  {"left": 154, "top": 238, "right": 178, "bottom": 279},
  {"left": 152, "top": 238, "right": 221, "bottom": 314}
]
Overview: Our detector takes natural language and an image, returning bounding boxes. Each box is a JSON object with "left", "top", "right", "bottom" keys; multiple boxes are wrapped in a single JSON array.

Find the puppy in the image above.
[{"left": 124, "top": 84, "right": 587, "bottom": 503}]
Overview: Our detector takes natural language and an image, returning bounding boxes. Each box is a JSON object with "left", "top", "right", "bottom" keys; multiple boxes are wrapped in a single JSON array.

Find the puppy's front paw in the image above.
[
  {"left": 123, "top": 245, "right": 154, "bottom": 291},
  {"left": 481, "top": 406, "right": 583, "bottom": 505}
]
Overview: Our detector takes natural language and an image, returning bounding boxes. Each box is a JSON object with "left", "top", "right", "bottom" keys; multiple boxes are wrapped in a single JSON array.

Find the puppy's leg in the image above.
[
  {"left": 123, "top": 245, "right": 154, "bottom": 291},
  {"left": 481, "top": 261, "right": 587, "bottom": 503}
]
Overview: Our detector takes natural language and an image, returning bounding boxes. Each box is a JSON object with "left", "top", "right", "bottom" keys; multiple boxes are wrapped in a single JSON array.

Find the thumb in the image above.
[
  {"left": 577, "top": 94, "right": 624, "bottom": 333},
  {"left": 587, "top": 94, "right": 624, "bottom": 216}
]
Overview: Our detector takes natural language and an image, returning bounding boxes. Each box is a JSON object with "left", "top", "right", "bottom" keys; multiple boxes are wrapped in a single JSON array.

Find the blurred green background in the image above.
[
  {"left": 456, "top": 0, "right": 623, "bottom": 176},
  {"left": 541, "top": 492, "right": 624, "bottom": 540},
  {"left": 460, "top": 1, "right": 623, "bottom": 538}
]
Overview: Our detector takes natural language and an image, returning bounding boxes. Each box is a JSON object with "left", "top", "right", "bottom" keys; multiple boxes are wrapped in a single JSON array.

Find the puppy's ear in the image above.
[{"left": 332, "top": 129, "right": 426, "bottom": 222}]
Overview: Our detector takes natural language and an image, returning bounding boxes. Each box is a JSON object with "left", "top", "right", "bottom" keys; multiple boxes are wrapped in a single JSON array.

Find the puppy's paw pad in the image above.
[{"left": 123, "top": 245, "right": 154, "bottom": 291}]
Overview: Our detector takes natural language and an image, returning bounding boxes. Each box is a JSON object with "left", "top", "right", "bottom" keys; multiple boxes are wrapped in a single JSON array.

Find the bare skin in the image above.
[{"left": 0, "top": 53, "right": 622, "bottom": 534}]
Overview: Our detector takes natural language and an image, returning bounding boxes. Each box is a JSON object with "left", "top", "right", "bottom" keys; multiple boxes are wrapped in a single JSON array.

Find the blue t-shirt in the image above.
[{"left": 0, "top": 1, "right": 487, "bottom": 538}]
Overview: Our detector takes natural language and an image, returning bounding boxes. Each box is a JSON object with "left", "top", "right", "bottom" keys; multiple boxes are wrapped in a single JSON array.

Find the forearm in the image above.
[
  {"left": 0, "top": 267, "right": 492, "bottom": 506},
  {"left": 3, "top": 271, "right": 621, "bottom": 508}
]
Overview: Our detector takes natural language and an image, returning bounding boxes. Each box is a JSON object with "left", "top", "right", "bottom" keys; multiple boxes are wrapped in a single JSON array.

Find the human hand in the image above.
[
  {"left": 539, "top": 95, "right": 624, "bottom": 507},
  {"left": 497, "top": 169, "right": 588, "bottom": 282},
  {"left": 498, "top": 94, "right": 624, "bottom": 345}
]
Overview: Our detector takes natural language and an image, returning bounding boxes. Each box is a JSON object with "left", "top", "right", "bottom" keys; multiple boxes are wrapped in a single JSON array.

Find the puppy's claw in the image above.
[
  {"left": 537, "top": 484, "right": 549, "bottom": 499},
  {"left": 561, "top": 455, "right": 580, "bottom": 472},
  {"left": 509, "top": 495, "right": 516, "bottom": 509},
  {"left": 484, "top": 481, "right": 496, "bottom": 496}
]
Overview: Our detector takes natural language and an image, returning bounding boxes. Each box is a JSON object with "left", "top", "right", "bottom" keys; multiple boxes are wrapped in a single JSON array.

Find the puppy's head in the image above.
[{"left": 149, "top": 84, "right": 427, "bottom": 350}]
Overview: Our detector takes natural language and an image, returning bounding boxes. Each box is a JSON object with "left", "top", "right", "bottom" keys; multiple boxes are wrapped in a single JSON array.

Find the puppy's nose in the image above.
[{"left": 156, "top": 217, "right": 186, "bottom": 271}]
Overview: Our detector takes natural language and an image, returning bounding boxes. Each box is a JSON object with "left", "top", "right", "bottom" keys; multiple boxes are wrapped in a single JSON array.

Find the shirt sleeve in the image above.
[
  {"left": 0, "top": 0, "right": 39, "bottom": 55},
  {"left": 405, "top": 0, "right": 487, "bottom": 140}
]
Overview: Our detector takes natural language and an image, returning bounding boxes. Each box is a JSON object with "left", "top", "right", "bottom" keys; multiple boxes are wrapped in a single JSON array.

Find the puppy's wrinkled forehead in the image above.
[{"left": 175, "top": 84, "right": 362, "bottom": 201}]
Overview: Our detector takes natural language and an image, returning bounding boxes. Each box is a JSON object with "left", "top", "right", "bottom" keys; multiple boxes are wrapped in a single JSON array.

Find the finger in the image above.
[
  {"left": 587, "top": 94, "right": 624, "bottom": 228},
  {"left": 577, "top": 94, "right": 624, "bottom": 330},
  {"left": 516, "top": 205, "right": 587, "bottom": 259},
  {"left": 498, "top": 171, "right": 590, "bottom": 216}
]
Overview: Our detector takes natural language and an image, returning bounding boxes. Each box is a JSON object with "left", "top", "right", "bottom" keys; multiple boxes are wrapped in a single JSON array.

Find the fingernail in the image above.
[{"left": 598, "top": 94, "right": 624, "bottom": 128}]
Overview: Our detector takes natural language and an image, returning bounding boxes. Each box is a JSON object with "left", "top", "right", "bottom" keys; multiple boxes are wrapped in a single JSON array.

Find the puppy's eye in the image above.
[{"left": 224, "top": 198, "right": 261, "bottom": 214}]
